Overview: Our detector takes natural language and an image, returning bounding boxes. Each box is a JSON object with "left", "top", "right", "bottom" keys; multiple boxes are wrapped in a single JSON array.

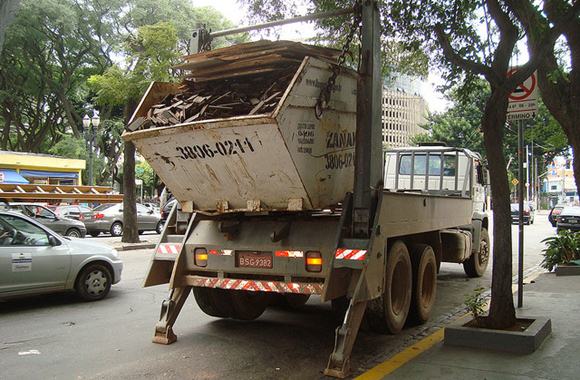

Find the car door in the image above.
[
  {"left": 136, "top": 204, "right": 155, "bottom": 230},
  {"left": 0, "top": 214, "right": 70, "bottom": 293}
]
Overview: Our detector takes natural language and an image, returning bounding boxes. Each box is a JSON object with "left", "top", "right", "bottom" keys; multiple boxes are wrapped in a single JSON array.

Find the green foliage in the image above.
[
  {"left": 464, "top": 286, "right": 487, "bottom": 321},
  {"left": 135, "top": 161, "right": 156, "bottom": 196},
  {"left": 541, "top": 231, "right": 580, "bottom": 272},
  {"left": 48, "top": 134, "right": 87, "bottom": 158}
]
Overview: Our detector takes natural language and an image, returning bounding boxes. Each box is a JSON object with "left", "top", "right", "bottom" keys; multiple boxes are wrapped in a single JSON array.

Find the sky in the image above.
[{"left": 192, "top": 0, "right": 449, "bottom": 113}]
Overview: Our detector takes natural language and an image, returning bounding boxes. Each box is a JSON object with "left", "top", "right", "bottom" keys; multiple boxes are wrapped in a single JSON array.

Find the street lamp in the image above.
[{"left": 83, "top": 112, "right": 100, "bottom": 186}]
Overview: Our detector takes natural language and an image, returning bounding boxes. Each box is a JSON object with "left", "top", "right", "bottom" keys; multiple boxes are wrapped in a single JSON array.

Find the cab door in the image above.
[{"left": 0, "top": 214, "right": 70, "bottom": 294}]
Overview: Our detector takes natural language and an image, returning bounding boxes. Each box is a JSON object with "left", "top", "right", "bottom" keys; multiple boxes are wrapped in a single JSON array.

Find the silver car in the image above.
[
  {"left": 0, "top": 211, "right": 122, "bottom": 301},
  {"left": 6, "top": 203, "right": 87, "bottom": 238},
  {"left": 84, "top": 203, "right": 163, "bottom": 237}
]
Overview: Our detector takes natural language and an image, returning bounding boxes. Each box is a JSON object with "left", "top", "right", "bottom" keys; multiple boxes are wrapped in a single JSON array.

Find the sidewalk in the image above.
[
  {"left": 377, "top": 273, "right": 580, "bottom": 379},
  {"left": 110, "top": 235, "right": 159, "bottom": 251}
]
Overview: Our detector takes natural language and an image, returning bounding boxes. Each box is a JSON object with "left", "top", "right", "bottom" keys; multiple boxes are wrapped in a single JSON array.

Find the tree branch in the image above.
[{"left": 434, "top": 24, "right": 495, "bottom": 80}]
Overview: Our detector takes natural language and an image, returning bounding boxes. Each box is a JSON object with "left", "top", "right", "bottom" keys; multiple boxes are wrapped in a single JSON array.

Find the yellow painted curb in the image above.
[{"left": 354, "top": 328, "right": 444, "bottom": 380}]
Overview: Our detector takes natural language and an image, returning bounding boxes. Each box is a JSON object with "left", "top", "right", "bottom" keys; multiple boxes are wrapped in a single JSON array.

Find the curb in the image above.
[{"left": 113, "top": 243, "right": 156, "bottom": 251}]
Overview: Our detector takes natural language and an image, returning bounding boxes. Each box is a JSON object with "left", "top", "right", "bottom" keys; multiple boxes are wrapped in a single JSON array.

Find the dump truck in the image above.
[{"left": 122, "top": 2, "right": 490, "bottom": 377}]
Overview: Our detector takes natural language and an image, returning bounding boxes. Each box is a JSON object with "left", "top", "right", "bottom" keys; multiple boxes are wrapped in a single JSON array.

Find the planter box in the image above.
[
  {"left": 555, "top": 264, "right": 580, "bottom": 276},
  {"left": 444, "top": 316, "right": 551, "bottom": 354}
]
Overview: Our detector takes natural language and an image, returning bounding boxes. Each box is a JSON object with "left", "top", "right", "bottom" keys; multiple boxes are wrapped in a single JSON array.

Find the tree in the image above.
[
  {"left": 507, "top": 0, "right": 580, "bottom": 194},
  {"left": 0, "top": 0, "right": 19, "bottom": 56},
  {"left": 0, "top": 0, "right": 120, "bottom": 151},
  {"left": 90, "top": 21, "right": 179, "bottom": 243}
]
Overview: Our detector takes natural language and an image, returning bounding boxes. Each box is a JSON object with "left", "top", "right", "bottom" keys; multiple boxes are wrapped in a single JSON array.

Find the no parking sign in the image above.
[{"left": 506, "top": 67, "right": 538, "bottom": 121}]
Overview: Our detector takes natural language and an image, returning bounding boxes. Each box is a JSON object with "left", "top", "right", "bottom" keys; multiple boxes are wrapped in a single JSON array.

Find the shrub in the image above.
[{"left": 541, "top": 230, "right": 580, "bottom": 271}]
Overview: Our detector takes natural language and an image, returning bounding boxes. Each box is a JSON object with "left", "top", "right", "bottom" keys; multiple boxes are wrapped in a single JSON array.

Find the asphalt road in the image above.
[{"left": 0, "top": 212, "right": 556, "bottom": 380}]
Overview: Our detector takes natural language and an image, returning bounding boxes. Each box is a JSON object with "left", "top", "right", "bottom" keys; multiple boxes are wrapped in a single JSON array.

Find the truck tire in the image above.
[
  {"left": 409, "top": 244, "right": 437, "bottom": 324},
  {"left": 366, "top": 240, "right": 412, "bottom": 334},
  {"left": 229, "top": 290, "right": 268, "bottom": 320},
  {"left": 192, "top": 287, "right": 233, "bottom": 318},
  {"left": 463, "top": 228, "right": 490, "bottom": 278}
]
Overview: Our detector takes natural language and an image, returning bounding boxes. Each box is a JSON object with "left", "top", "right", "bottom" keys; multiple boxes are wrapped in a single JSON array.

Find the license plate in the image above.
[{"left": 236, "top": 252, "right": 273, "bottom": 269}]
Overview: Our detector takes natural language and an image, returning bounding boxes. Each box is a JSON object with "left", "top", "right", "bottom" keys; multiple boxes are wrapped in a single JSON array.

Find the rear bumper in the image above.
[
  {"left": 184, "top": 275, "right": 323, "bottom": 295},
  {"left": 557, "top": 223, "right": 580, "bottom": 231}
]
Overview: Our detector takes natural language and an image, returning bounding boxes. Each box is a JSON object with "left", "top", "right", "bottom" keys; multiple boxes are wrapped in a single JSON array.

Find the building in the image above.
[
  {"left": 381, "top": 74, "right": 428, "bottom": 148},
  {"left": 543, "top": 157, "right": 578, "bottom": 206},
  {"left": 0, "top": 151, "right": 85, "bottom": 185}
]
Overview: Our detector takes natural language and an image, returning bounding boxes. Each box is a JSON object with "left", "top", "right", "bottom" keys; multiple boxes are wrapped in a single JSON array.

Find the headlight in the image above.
[{"left": 111, "top": 249, "right": 119, "bottom": 258}]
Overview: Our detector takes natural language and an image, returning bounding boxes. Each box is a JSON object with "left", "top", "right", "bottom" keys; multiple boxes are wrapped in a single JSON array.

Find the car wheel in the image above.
[
  {"left": 110, "top": 222, "right": 123, "bottom": 237},
  {"left": 75, "top": 263, "right": 112, "bottom": 301},
  {"left": 156, "top": 221, "right": 164, "bottom": 234},
  {"left": 65, "top": 228, "right": 82, "bottom": 238}
]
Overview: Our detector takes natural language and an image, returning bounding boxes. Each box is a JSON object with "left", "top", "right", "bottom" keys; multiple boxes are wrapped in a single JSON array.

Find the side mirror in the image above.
[{"left": 48, "top": 235, "right": 60, "bottom": 246}]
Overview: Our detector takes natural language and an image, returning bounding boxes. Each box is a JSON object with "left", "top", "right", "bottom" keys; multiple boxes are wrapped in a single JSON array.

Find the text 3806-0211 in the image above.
[{"left": 176, "top": 137, "right": 255, "bottom": 160}]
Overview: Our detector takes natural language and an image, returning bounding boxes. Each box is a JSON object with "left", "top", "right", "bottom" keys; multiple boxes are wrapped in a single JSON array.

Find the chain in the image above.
[{"left": 315, "top": 1, "right": 363, "bottom": 119}]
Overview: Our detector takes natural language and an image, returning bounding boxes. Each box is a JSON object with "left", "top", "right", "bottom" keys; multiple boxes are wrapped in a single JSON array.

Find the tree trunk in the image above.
[
  {"left": 121, "top": 140, "right": 139, "bottom": 243},
  {"left": 121, "top": 101, "right": 139, "bottom": 243},
  {"left": 482, "top": 88, "right": 517, "bottom": 329}
]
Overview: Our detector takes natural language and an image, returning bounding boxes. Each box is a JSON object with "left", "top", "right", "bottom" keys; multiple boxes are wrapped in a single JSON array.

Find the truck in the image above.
[{"left": 122, "top": 3, "right": 490, "bottom": 377}]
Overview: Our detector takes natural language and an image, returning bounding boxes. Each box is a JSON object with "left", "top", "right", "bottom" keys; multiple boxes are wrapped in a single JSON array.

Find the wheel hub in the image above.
[{"left": 85, "top": 270, "right": 107, "bottom": 295}]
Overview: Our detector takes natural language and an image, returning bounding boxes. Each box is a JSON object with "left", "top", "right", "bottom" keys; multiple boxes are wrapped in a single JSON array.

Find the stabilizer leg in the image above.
[
  {"left": 153, "top": 286, "right": 191, "bottom": 344},
  {"left": 324, "top": 269, "right": 368, "bottom": 378}
]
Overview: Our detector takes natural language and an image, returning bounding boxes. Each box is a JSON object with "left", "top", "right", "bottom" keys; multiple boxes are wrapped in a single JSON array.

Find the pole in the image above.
[
  {"left": 89, "top": 125, "right": 94, "bottom": 186},
  {"left": 352, "top": 0, "right": 383, "bottom": 237},
  {"left": 209, "top": 8, "right": 354, "bottom": 38},
  {"left": 517, "top": 120, "right": 525, "bottom": 308},
  {"left": 526, "top": 144, "right": 530, "bottom": 202}
]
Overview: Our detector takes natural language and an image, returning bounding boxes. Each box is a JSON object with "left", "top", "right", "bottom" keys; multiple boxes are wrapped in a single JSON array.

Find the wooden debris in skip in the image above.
[{"left": 134, "top": 40, "right": 340, "bottom": 130}]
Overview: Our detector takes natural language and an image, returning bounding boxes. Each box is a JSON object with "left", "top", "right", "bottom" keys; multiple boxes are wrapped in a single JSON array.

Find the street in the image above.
[{"left": 0, "top": 212, "right": 555, "bottom": 380}]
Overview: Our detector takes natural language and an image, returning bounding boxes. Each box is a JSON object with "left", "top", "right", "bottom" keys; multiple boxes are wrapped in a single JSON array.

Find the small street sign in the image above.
[
  {"left": 512, "top": 178, "right": 519, "bottom": 186},
  {"left": 506, "top": 67, "right": 538, "bottom": 121}
]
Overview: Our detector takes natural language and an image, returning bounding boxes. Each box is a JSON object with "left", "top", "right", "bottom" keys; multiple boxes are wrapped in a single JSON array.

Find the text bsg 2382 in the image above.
[{"left": 176, "top": 138, "right": 256, "bottom": 160}]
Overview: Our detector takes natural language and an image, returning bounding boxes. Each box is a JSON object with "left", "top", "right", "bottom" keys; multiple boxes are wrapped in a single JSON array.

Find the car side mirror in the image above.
[{"left": 48, "top": 235, "right": 60, "bottom": 246}]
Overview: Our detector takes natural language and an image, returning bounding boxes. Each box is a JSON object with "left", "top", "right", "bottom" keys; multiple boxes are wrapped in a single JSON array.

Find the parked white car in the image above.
[{"left": 0, "top": 211, "right": 122, "bottom": 301}]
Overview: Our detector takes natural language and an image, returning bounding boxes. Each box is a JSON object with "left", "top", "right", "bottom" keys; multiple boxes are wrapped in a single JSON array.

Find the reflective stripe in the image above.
[
  {"left": 335, "top": 248, "right": 367, "bottom": 260},
  {"left": 156, "top": 243, "right": 182, "bottom": 255},
  {"left": 190, "top": 277, "right": 323, "bottom": 294}
]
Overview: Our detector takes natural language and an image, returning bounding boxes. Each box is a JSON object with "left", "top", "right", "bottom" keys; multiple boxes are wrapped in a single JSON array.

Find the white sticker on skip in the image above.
[{"left": 12, "top": 253, "right": 32, "bottom": 272}]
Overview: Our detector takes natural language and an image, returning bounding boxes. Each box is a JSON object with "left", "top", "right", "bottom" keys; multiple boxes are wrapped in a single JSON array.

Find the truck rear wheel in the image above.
[
  {"left": 192, "top": 287, "right": 233, "bottom": 318},
  {"left": 409, "top": 244, "right": 437, "bottom": 324},
  {"left": 229, "top": 290, "right": 268, "bottom": 320},
  {"left": 366, "top": 240, "right": 412, "bottom": 334},
  {"left": 463, "top": 228, "right": 490, "bottom": 278}
]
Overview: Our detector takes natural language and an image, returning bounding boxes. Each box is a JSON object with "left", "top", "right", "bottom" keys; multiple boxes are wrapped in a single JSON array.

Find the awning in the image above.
[
  {"left": 0, "top": 169, "right": 29, "bottom": 184},
  {"left": 19, "top": 170, "right": 78, "bottom": 179}
]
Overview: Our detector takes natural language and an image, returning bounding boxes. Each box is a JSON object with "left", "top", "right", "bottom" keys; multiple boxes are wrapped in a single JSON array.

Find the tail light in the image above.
[
  {"left": 79, "top": 214, "right": 84, "bottom": 221},
  {"left": 523, "top": 210, "right": 530, "bottom": 216},
  {"left": 94, "top": 213, "right": 104, "bottom": 219},
  {"left": 194, "top": 248, "right": 208, "bottom": 267},
  {"left": 305, "top": 251, "right": 322, "bottom": 272}
]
